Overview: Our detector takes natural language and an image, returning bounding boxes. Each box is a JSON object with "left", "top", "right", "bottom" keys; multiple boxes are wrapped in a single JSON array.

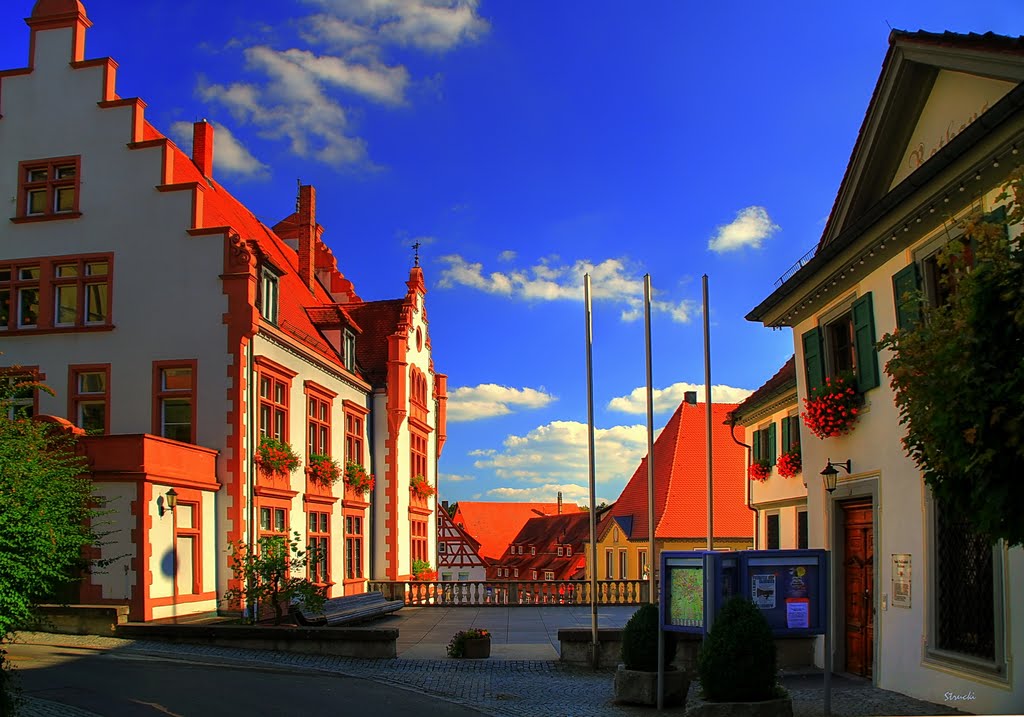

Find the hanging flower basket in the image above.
[
  {"left": 776, "top": 450, "right": 802, "bottom": 478},
  {"left": 344, "top": 460, "right": 375, "bottom": 494},
  {"left": 308, "top": 454, "right": 342, "bottom": 486},
  {"left": 802, "top": 375, "right": 860, "bottom": 440},
  {"left": 748, "top": 459, "right": 771, "bottom": 482},
  {"left": 410, "top": 474, "right": 435, "bottom": 498},
  {"left": 255, "top": 436, "right": 302, "bottom": 475}
]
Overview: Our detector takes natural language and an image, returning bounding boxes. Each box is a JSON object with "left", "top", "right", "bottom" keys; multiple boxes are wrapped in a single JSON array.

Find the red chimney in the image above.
[
  {"left": 192, "top": 120, "right": 214, "bottom": 179},
  {"left": 298, "top": 185, "right": 316, "bottom": 292}
]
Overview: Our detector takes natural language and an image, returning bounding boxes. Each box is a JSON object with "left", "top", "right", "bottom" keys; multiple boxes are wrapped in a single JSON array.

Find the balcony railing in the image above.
[{"left": 368, "top": 579, "right": 652, "bottom": 606}]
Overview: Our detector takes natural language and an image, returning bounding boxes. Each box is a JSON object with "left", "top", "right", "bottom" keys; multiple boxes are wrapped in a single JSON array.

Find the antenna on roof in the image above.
[
  {"left": 412, "top": 240, "right": 421, "bottom": 267},
  {"left": 295, "top": 179, "right": 301, "bottom": 214}
]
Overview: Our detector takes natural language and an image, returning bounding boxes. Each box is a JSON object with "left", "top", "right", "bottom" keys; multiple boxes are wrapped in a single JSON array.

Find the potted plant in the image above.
[
  {"left": 613, "top": 603, "right": 688, "bottom": 706},
  {"left": 344, "top": 460, "right": 374, "bottom": 494},
  {"left": 802, "top": 375, "right": 860, "bottom": 440},
  {"left": 690, "top": 597, "right": 792, "bottom": 717},
  {"left": 410, "top": 474, "right": 435, "bottom": 498},
  {"left": 447, "top": 627, "right": 491, "bottom": 658},
  {"left": 749, "top": 459, "right": 771, "bottom": 482},
  {"left": 776, "top": 450, "right": 801, "bottom": 478},
  {"left": 255, "top": 436, "right": 301, "bottom": 475},
  {"left": 308, "top": 454, "right": 341, "bottom": 487},
  {"left": 411, "top": 559, "right": 437, "bottom": 581}
]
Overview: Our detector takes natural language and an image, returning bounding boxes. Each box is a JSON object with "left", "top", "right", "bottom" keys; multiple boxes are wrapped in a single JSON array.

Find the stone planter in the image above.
[
  {"left": 686, "top": 695, "right": 793, "bottom": 717},
  {"left": 461, "top": 636, "right": 491, "bottom": 659},
  {"left": 613, "top": 665, "right": 689, "bottom": 707}
]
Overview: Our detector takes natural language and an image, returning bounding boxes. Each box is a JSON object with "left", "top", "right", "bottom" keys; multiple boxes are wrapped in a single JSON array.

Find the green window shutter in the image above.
[
  {"left": 892, "top": 263, "right": 921, "bottom": 330},
  {"left": 802, "top": 327, "right": 824, "bottom": 393},
  {"left": 781, "top": 417, "right": 790, "bottom": 456},
  {"left": 767, "top": 422, "right": 777, "bottom": 465},
  {"left": 790, "top": 416, "right": 801, "bottom": 452},
  {"left": 752, "top": 429, "right": 761, "bottom": 461},
  {"left": 852, "top": 292, "right": 880, "bottom": 391}
]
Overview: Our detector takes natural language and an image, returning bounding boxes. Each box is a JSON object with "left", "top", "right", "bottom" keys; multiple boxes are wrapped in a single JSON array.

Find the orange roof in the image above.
[
  {"left": 608, "top": 401, "right": 751, "bottom": 540},
  {"left": 451, "top": 501, "right": 585, "bottom": 562},
  {"left": 497, "top": 512, "right": 590, "bottom": 580}
]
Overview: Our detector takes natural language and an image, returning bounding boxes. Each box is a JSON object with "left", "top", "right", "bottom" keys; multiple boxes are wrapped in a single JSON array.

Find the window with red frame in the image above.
[
  {"left": 345, "top": 514, "right": 363, "bottom": 579},
  {"left": 17, "top": 156, "right": 80, "bottom": 219},
  {"left": 410, "top": 430, "right": 428, "bottom": 480},
  {"left": 153, "top": 361, "right": 196, "bottom": 443},
  {"left": 69, "top": 365, "right": 109, "bottom": 434},
  {"left": 308, "top": 511, "right": 330, "bottom": 585},
  {"left": 1, "top": 255, "right": 111, "bottom": 332},
  {"left": 259, "top": 370, "right": 289, "bottom": 441},
  {"left": 1, "top": 371, "right": 39, "bottom": 419},
  {"left": 306, "top": 391, "right": 331, "bottom": 457},
  {"left": 259, "top": 505, "right": 288, "bottom": 538},
  {"left": 411, "top": 518, "right": 428, "bottom": 563},
  {"left": 345, "top": 409, "right": 364, "bottom": 464},
  {"left": 175, "top": 501, "right": 201, "bottom": 594},
  {"left": 410, "top": 367, "right": 428, "bottom": 422}
]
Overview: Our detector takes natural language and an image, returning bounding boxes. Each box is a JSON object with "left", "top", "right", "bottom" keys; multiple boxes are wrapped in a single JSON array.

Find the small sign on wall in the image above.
[{"left": 892, "top": 554, "right": 911, "bottom": 608}]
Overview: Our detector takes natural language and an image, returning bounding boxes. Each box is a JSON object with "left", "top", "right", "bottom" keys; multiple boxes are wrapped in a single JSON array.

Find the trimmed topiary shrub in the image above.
[
  {"left": 697, "top": 596, "right": 778, "bottom": 701},
  {"left": 621, "top": 603, "right": 677, "bottom": 671}
]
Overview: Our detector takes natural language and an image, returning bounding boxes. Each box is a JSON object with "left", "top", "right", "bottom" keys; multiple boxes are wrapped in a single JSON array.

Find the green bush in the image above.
[
  {"left": 621, "top": 603, "right": 676, "bottom": 671},
  {"left": 697, "top": 597, "right": 777, "bottom": 701}
]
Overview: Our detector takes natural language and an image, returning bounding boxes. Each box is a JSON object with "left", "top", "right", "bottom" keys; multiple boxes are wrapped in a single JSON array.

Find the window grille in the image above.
[{"left": 935, "top": 499, "right": 995, "bottom": 660}]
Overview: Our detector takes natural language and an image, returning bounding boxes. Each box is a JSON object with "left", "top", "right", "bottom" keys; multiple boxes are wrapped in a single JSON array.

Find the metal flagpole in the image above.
[
  {"left": 585, "top": 273, "right": 600, "bottom": 669},
  {"left": 703, "top": 275, "right": 713, "bottom": 551},
  {"left": 645, "top": 275, "right": 664, "bottom": 710}
]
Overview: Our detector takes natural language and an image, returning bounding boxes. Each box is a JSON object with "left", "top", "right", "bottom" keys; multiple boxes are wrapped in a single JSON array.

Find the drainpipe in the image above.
[
  {"left": 728, "top": 414, "right": 757, "bottom": 550},
  {"left": 367, "top": 391, "right": 378, "bottom": 588},
  {"left": 246, "top": 338, "right": 257, "bottom": 619}
]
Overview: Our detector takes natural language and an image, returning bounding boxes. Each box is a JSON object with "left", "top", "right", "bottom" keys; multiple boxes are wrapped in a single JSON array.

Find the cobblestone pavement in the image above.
[{"left": 12, "top": 633, "right": 970, "bottom": 717}]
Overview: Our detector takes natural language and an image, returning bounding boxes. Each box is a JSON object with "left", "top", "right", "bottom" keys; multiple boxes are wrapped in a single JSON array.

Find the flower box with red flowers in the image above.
[
  {"left": 410, "top": 474, "right": 435, "bottom": 498},
  {"left": 255, "top": 436, "right": 302, "bottom": 475},
  {"left": 802, "top": 375, "right": 861, "bottom": 440},
  {"left": 344, "top": 460, "right": 375, "bottom": 494},
  {"left": 776, "top": 450, "right": 802, "bottom": 478},
  {"left": 749, "top": 459, "right": 772, "bottom": 482},
  {"left": 308, "top": 454, "right": 342, "bottom": 487}
]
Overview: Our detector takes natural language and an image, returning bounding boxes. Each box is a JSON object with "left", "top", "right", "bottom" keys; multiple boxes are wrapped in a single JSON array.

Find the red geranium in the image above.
[
  {"left": 802, "top": 375, "right": 860, "bottom": 440},
  {"left": 776, "top": 450, "right": 802, "bottom": 478},
  {"left": 308, "top": 454, "right": 342, "bottom": 487},
  {"left": 344, "top": 460, "right": 375, "bottom": 494},
  {"left": 749, "top": 459, "right": 771, "bottom": 482},
  {"left": 255, "top": 436, "right": 302, "bottom": 474},
  {"left": 410, "top": 474, "right": 435, "bottom": 498}
]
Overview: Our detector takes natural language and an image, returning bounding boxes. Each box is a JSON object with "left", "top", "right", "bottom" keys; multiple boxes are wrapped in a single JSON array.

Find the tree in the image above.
[
  {"left": 0, "top": 375, "right": 101, "bottom": 714},
  {"left": 878, "top": 169, "right": 1024, "bottom": 547},
  {"left": 223, "top": 532, "right": 326, "bottom": 625}
]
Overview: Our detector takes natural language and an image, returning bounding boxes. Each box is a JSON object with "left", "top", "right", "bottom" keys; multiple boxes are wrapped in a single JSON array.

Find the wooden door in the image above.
[{"left": 842, "top": 500, "right": 873, "bottom": 678}]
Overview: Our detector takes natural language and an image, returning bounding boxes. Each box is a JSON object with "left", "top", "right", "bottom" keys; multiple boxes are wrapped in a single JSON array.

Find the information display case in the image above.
[
  {"left": 660, "top": 551, "right": 739, "bottom": 634},
  {"left": 738, "top": 549, "right": 829, "bottom": 636}
]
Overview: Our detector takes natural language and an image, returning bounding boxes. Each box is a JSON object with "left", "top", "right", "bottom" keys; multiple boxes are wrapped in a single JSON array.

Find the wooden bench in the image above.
[{"left": 292, "top": 591, "right": 404, "bottom": 627}]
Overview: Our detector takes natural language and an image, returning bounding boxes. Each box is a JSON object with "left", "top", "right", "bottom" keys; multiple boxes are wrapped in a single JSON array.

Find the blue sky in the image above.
[{"left": 3, "top": 1, "right": 1022, "bottom": 506}]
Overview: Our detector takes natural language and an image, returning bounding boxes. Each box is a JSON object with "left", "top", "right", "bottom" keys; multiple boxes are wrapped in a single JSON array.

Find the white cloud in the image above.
[
  {"left": 607, "top": 382, "right": 754, "bottom": 414},
  {"left": 485, "top": 484, "right": 612, "bottom": 506},
  {"left": 199, "top": 0, "right": 486, "bottom": 169},
  {"left": 436, "top": 255, "right": 696, "bottom": 323},
  {"left": 447, "top": 384, "right": 556, "bottom": 422},
  {"left": 170, "top": 121, "right": 270, "bottom": 180},
  {"left": 471, "top": 420, "right": 654, "bottom": 487},
  {"left": 305, "top": 0, "right": 489, "bottom": 51},
  {"left": 498, "top": 250, "right": 517, "bottom": 262},
  {"left": 439, "top": 473, "right": 475, "bottom": 482},
  {"left": 707, "top": 206, "right": 780, "bottom": 253}
]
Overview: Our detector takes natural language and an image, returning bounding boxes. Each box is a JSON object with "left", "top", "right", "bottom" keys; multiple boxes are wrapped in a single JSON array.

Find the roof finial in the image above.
[{"left": 412, "top": 240, "right": 421, "bottom": 267}]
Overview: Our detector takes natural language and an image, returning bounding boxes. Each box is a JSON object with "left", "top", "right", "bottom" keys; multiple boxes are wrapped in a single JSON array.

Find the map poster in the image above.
[
  {"left": 669, "top": 566, "right": 704, "bottom": 627},
  {"left": 752, "top": 574, "right": 776, "bottom": 609},
  {"left": 892, "top": 554, "right": 911, "bottom": 608}
]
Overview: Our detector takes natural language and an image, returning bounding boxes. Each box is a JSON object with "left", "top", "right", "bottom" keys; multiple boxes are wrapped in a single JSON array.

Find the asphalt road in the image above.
[{"left": 7, "top": 643, "right": 489, "bottom": 717}]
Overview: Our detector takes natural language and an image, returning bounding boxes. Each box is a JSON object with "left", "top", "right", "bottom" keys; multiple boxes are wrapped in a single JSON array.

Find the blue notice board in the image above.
[
  {"left": 739, "top": 549, "right": 829, "bottom": 636},
  {"left": 660, "top": 551, "right": 741, "bottom": 635}
]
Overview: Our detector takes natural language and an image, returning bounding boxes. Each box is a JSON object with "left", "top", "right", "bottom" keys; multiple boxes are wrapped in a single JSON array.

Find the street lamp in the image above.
[{"left": 820, "top": 459, "right": 851, "bottom": 493}]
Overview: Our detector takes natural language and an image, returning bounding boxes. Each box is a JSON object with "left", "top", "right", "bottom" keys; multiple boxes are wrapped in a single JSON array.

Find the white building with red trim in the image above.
[{"left": 0, "top": 0, "right": 447, "bottom": 621}]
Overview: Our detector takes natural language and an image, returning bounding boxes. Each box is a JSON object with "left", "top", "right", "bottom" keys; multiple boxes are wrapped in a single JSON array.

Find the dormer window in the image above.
[
  {"left": 260, "top": 267, "right": 279, "bottom": 324},
  {"left": 531, "top": 546, "right": 536, "bottom": 556},
  {"left": 566, "top": 546, "right": 572, "bottom": 557},
  {"left": 557, "top": 546, "right": 564, "bottom": 557},
  {"left": 343, "top": 330, "right": 356, "bottom": 371}
]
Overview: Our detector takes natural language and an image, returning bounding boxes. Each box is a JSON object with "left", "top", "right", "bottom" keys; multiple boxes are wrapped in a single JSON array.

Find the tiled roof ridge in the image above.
[{"left": 890, "top": 29, "right": 1024, "bottom": 51}]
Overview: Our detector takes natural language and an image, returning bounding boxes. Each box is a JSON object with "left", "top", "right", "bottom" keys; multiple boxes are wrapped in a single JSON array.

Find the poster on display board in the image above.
[{"left": 740, "top": 550, "right": 828, "bottom": 636}]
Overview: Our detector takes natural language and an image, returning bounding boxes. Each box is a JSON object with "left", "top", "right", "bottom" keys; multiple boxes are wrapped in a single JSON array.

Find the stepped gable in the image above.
[{"left": 608, "top": 401, "right": 749, "bottom": 541}]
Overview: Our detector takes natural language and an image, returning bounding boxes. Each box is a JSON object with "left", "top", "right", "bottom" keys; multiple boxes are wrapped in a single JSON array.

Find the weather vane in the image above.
[{"left": 412, "top": 240, "right": 421, "bottom": 267}]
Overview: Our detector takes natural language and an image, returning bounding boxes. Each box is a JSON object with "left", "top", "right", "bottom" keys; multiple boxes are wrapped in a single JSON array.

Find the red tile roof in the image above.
[
  {"left": 451, "top": 501, "right": 586, "bottom": 563},
  {"left": 346, "top": 299, "right": 405, "bottom": 386},
  {"left": 608, "top": 401, "right": 751, "bottom": 540},
  {"left": 495, "top": 512, "right": 590, "bottom": 580}
]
